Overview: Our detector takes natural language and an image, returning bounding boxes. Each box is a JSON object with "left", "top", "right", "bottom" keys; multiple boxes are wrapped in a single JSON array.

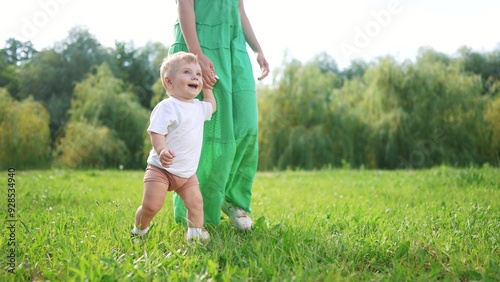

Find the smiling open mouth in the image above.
[{"left": 188, "top": 83, "right": 198, "bottom": 89}]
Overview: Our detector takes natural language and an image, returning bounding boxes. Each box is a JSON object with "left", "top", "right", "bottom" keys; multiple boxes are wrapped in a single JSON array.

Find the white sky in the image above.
[{"left": 1, "top": 0, "right": 500, "bottom": 77}]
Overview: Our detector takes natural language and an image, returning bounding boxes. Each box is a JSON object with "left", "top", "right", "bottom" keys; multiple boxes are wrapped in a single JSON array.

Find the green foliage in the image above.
[
  {"left": 309, "top": 51, "right": 340, "bottom": 75},
  {"left": 0, "top": 59, "right": 18, "bottom": 96},
  {"left": 0, "top": 28, "right": 168, "bottom": 169},
  {"left": 3, "top": 167, "right": 499, "bottom": 281},
  {"left": 1, "top": 28, "right": 499, "bottom": 170},
  {"left": 415, "top": 46, "right": 453, "bottom": 66},
  {"left": 0, "top": 38, "right": 36, "bottom": 66},
  {"left": 0, "top": 89, "right": 51, "bottom": 169},
  {"left": 0, "top": 38, "right": 35, "bottom": 96},
  {"left": 360, "top": 56, "right": 487, "bottom": 168},
  {"left": 18, "top": 49, "right": 73, "bottom": 141},
  {"left": 258, "top": 58, "right": 341, "bottom": 170},
  {"left": 327, "top": 78, "right": 372, "bottom": 168},
  {"left": 106, "top": 41, "right": 163, "bottom": 108},
  {"left": 353, "top": 57, "right": 411, "bottom": 168},
  {"left": 16, "top": 27, "right": 108, "bottom": 142},
  {"left": 457, "top": 46, "right": 500, "bottom": 95},
  {"left": 54, "top": 122, "right": 128, "bottom": 168},
  {"left": 57, "top": 26, "right": 108, "bottom": 78},
  {"left": 57, "top": 63, "right": 149, "bottom": 168},
  {"left": 259, "top": 50, "right": 498, "bottom": 170},
  {"left": 484, "top": 96, "right": 500, "bottom": 161},
  {"left": 149, "top": 77, "right": 167, "bottom": 109}
]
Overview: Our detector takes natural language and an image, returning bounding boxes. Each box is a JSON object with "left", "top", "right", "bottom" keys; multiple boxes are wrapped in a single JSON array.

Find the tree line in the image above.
[
  {"left": 0, "top": 26, "right": 499, "bottom": 170},
  {"left": 258, "top": 49, "right": 500, "bottom": 169}
]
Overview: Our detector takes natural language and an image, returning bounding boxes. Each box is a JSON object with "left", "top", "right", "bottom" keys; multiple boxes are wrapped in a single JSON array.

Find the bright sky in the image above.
[{"left": 2, "top": 0, "right": 500, "bottom": 77}]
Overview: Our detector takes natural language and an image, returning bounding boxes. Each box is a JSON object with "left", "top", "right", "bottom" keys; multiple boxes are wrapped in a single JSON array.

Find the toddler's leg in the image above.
[
  {"left": 177, "top": 184, "right": 209, "bottom": 241},
  {"left": 176, "top": 184, "right": 204, "bottom": 228},
  {"left": 135, "top": 182, "right": 168, "bottom": 230}
]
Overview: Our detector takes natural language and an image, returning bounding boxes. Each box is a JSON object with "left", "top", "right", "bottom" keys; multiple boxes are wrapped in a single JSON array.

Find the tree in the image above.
[
  {"left": 57, "top": 63, "right": 149, "bottom": 168},
  {"left": 457, "top": 45, "right": 500, "bottom": 96},
  {"left": 150, "top": 77, "right": 167, "bottom": 109},
  {"left": 17, "top": 49, "right": 72, "bottom": 141},
  {"left": 106, "top": 41, "right": 160, "bottom": 108},
  {"left": 56, "top": 26, "right": 107, "bottom": 80},
  {"left": 309, "top": 52, "right": 340, "bottom": 75},
  {"left": 416, "top": 46, "right": 452, "bottom": 66},
  {"left": 54, "top": 122, "right": 128, "bottom": 169},
  {"left": 259, "top": 51, "right": 495, "bottom": 170},
  {"left": 258, "top": 59, "right": 341, "bottom": 169},
  {"left": 359, "top": 55, "right": 487, "bottom": 168},
  {"left": 0, "top": 89, "right": 51, "bottom": 169},
  {"left": 357, "top": 57, "right": 412, "bottom": 168},
  {"left": 17, "top": 26, "right": 107, "bottom": 143},
  {"left": 483, "top": 96, "right": 500, "bottom": 163},
  {"left": 327, "top": 77, "right": 372, "bottom": 168},
  {"left": 340, "top": 59, "right": 370, "bottom": 81},
  {"left": 0, "top": 38, "right": 36, "bottom": 97},
  {"left": 0, "top": 38, "right": 37, "bottom": 66},
  {"left": 0, "top": 59, "right": 18, "bottom": 97}
]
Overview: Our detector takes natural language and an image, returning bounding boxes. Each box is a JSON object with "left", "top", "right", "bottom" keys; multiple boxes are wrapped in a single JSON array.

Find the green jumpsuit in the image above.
[{"left": 169, "top": 0, "right": 258, "bottom": 225}]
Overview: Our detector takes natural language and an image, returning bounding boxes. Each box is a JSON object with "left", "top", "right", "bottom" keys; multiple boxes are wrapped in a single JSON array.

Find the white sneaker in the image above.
[
  {"left": 186, "top": 229, "right": 210, "bottom": 242},
  {"left": 222, "top": 200, "right": 253, "bottom": 230},
  {"left": 130, "top": 230, "right": 148, "bottom": 243}
]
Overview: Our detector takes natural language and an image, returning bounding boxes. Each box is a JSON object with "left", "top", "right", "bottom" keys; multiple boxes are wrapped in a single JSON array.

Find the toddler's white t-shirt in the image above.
[{"left": 147, "top": 97, "right": 212, "bottom": 178}]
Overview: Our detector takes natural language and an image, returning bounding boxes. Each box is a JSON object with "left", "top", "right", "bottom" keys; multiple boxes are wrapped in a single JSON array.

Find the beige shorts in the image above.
[{"left": 143, "top": 164, "right": 199, "bottom": 192}]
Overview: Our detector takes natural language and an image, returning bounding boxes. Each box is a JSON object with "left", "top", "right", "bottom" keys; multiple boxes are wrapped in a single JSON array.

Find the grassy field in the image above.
[{"left": 2, "top": 166, "right": 500, "bottom": 281}]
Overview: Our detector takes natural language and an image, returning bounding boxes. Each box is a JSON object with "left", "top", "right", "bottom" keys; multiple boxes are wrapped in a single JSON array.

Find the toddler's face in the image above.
[{"left": 167, "top": 62, "right": 203, "bottom": 101}]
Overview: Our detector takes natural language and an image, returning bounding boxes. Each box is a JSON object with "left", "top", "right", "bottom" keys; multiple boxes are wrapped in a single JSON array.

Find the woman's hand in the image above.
[
  {"left": 198, "top": 53, "right": 218, "bottom": 88},
  {"left": 256, "top": 53, "right": 269, "bottom": 80}
]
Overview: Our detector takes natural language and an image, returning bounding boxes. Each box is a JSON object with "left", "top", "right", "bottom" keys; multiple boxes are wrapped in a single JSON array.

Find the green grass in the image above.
[{"left": 2, "top": 166, "right": 500, "bottom": 281}]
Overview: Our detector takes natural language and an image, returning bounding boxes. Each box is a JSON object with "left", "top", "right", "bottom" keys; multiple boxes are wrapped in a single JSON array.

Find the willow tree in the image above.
[
  {"left": 55, "top": 122, "right": 128, "bottom": 169},
  {"left": 0, "top": 89, "right": 51, "bottom": 169},
  {"left": 327, "top": 76, "right": 372, "bottom": 168},
  {"left": 258, "top": 50, "right": 496, "bottom": 170},
  {"left": 484, "top": 96, "right": 500, "bottom": 163},
  {"left": 353, "top": 57, "right": 411, "bottom": 168},
  {"left": 358, "top": 54, "right": 486, "bottom": 168},
  {"left": 258, "top": 59, "right": 341, "bottom": 170},
  {"left": 56, "top": 63, "right": 149, "bottom": 169}
]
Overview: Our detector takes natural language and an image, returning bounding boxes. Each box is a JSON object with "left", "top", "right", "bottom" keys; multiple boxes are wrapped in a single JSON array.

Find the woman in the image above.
[{"left": 169, "top": 0, "right": 269, "bottom": 230}]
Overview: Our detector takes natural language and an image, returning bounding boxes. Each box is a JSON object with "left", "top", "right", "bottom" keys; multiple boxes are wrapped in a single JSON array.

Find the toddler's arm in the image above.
[
  {"left": 150, "top": 132, "right": 175, "bottom": 167},
  {"left": 202, "top": 88, "right": 217, "bottom": 113}
]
